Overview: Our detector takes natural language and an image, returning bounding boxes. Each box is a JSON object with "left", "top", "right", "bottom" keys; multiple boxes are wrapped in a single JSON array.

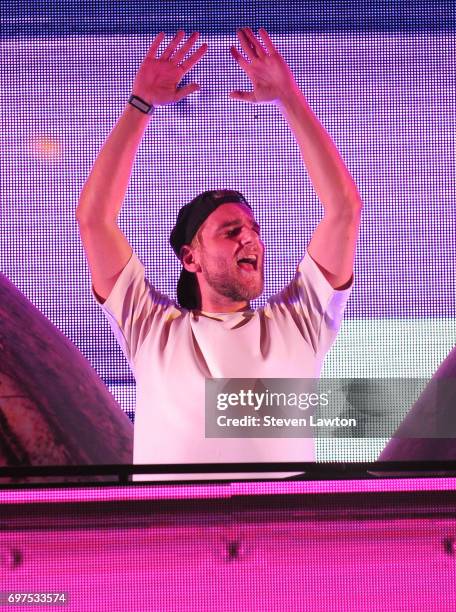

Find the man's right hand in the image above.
[
  {"left": 77, "top": 31, "right": 208, "bottom": 303},
  {"left": 132, "top": 31, "right": 208, "bottom": 106}
]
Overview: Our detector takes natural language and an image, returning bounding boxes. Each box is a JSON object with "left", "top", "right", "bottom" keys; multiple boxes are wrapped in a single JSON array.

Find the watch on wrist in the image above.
[{"left": 128, "top": 95, "right": 155, "bottom": 115}]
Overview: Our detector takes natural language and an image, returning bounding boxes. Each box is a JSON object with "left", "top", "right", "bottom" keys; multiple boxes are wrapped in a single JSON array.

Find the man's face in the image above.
[{"left": 193, "top": 203, "right": 265, "bottom": 307}]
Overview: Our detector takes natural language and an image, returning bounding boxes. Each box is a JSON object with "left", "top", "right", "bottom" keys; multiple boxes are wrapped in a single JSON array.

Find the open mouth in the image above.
[{"left": 236, "top": 255, "right": 258, "bottom": 271}]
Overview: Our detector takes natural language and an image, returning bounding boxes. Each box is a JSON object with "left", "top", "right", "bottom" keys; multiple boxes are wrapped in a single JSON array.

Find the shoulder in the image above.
[
  {"left": 266, "top": 251, "right": 353, "bottom": 317},
  {"left": 95, "top": 251, "right": 180, "bottom": 317}
]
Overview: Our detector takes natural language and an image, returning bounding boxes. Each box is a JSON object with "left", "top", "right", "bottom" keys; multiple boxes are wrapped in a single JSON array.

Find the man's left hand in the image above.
[{"left": 230, "top": 28, "right": 299, "bottom": 104}]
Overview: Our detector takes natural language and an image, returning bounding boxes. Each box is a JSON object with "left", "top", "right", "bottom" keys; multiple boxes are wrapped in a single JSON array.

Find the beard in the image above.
[{"left": 201, "top": 257, "right": 264, "bottom": 303}]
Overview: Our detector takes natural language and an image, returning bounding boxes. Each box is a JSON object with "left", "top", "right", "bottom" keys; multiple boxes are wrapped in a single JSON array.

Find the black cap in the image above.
[{"left": 170, "top": 190, "right": 252, "bottom": 310}]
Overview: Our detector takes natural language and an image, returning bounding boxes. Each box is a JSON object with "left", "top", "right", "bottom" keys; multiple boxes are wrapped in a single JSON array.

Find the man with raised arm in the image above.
[{"left": 77, "top": 28, "right": 362, "bottom": 480}]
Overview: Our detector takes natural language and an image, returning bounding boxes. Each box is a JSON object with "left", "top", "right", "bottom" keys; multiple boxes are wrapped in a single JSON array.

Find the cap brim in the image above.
[{"left": 176, "top": 269, "right": 199, "bottom": 310}]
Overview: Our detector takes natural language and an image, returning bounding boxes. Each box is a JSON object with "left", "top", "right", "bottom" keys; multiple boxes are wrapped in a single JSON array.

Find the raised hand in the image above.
[
  {"left": 230, "top": 28, "right": 300, "bottom": 104},
  {"left": 132, "top": 31, "right": 208, "bottom": 106}
]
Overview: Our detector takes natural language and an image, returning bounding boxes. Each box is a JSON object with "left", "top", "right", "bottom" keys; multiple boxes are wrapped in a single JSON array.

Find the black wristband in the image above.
[{"left": 128, "top": 95, "right": 155, "bottom": 115}]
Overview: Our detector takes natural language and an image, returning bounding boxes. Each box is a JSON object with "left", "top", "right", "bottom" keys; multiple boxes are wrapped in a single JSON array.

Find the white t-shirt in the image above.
[{"left": 96, "top": 251, "right": 352, "bottom": 480}]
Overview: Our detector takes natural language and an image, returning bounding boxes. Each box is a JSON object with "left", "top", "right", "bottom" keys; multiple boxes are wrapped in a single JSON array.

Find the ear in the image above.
[{"left": 180, "top": 245, "right": 201, "bottom": 273}]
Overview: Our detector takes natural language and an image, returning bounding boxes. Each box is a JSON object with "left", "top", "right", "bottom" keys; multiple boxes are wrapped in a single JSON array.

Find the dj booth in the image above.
[{"left": 1, "top": 465, "right": 456, "bottom": 612}]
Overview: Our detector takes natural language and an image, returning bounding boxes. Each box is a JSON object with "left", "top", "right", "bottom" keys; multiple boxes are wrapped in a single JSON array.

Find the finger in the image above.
[
  {"left": 172, "top": 31, "right": 200, "bottom": 64},
  {"left": 237, "top": 28, "right": 258, "bottom": 61},
  {"left": 229, "top": 90, "right": 256, "bottom": 103},
  {"left": 258, "top": 28, "right": 278, "bottom": 55},
  {"left": 180, "top": 42, "right": 208, "bottom": 74},
  {"left": 161, "top": 30, "right": 186, "bottom": 61},
  {"left": 230, "top": 46, "right": 250, "bottom": 72},
  {"left": 243, "top": 27, "right": 267, "bottom": 57},
  {"left": 174, "top": 83, "right": 200, "bottom": 102},
  {"left": 146, "top": 32, "right": 166, "bottom": 58}
]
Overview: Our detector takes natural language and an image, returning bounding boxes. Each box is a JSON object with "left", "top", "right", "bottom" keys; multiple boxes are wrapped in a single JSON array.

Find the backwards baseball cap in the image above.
[{"left": 170, "top": 190, "right": 252, "bottom": 310}]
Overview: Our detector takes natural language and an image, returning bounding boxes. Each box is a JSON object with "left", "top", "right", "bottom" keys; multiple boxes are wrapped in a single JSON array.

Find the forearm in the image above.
[
  {"left": 279, "top": 90, "right": 362, "bottom": 214},
  {"left": 76, "top": 104, "right": 152, "bottom": 224}
]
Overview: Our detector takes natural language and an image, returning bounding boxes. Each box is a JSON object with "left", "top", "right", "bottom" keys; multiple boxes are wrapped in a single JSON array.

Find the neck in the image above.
[{"left": 199, "top": 297, "right": 251, "bottom": 313}]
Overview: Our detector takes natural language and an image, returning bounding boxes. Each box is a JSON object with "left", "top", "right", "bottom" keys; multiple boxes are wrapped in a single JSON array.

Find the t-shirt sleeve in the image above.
[
  {"left": 92, "top": 252, "right": 178, "bottom": 365},
  {"left": 267, "top": 251, "right": 353, "bottom": 358}
]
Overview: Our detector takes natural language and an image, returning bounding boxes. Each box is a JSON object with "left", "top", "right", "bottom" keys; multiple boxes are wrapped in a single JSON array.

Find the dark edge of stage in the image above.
[{"left": 0, "top": 461, "right": 456, "bottom": 489}]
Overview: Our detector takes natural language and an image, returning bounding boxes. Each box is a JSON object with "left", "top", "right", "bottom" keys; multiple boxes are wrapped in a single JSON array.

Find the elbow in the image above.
[
  {"left": 352, "top": 194, "right": 363, "bottom": 212},
  {"left": 324, "top": 184, "right": 363, "bottom": 219},
  {"left": 75, "top": 204, "right": 86, "bottom": 224},
  {"left": 76, "top": 194, "right": 110, "bottom": 226},
  {"left": 75, "top": 203, "right": 92, "bottom": 225},
  {"left": 75, "top": 204, "right": 100, "bottom": 227},
  {"left": 325, "top": 198, "right": 363, "bottom": 223},
  {"left": 76, "top": 184, "right": 118, "bottom": 226},
  {"left": 342, "top": 185, "right": 363, "bottom": 215},
  {"left": 339, "top": 178, "right": 363, "bottom": 212},
  {"left": 340, "top": 194, "right": 363, "bottom": 220},
  {"left": 349, "top": 198, "right": 363, "bottom": 218},
  {"left": 76, "top": 185, "right": 91, "bottom": 223},
  {"left": 76, "top": 182, "right": 99, "bottom": 224}
]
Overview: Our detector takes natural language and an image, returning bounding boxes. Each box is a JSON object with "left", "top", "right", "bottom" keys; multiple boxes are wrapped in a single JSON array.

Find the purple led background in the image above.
[{"left": 1, "top": 4, "right": 455, "bottom": 461}]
